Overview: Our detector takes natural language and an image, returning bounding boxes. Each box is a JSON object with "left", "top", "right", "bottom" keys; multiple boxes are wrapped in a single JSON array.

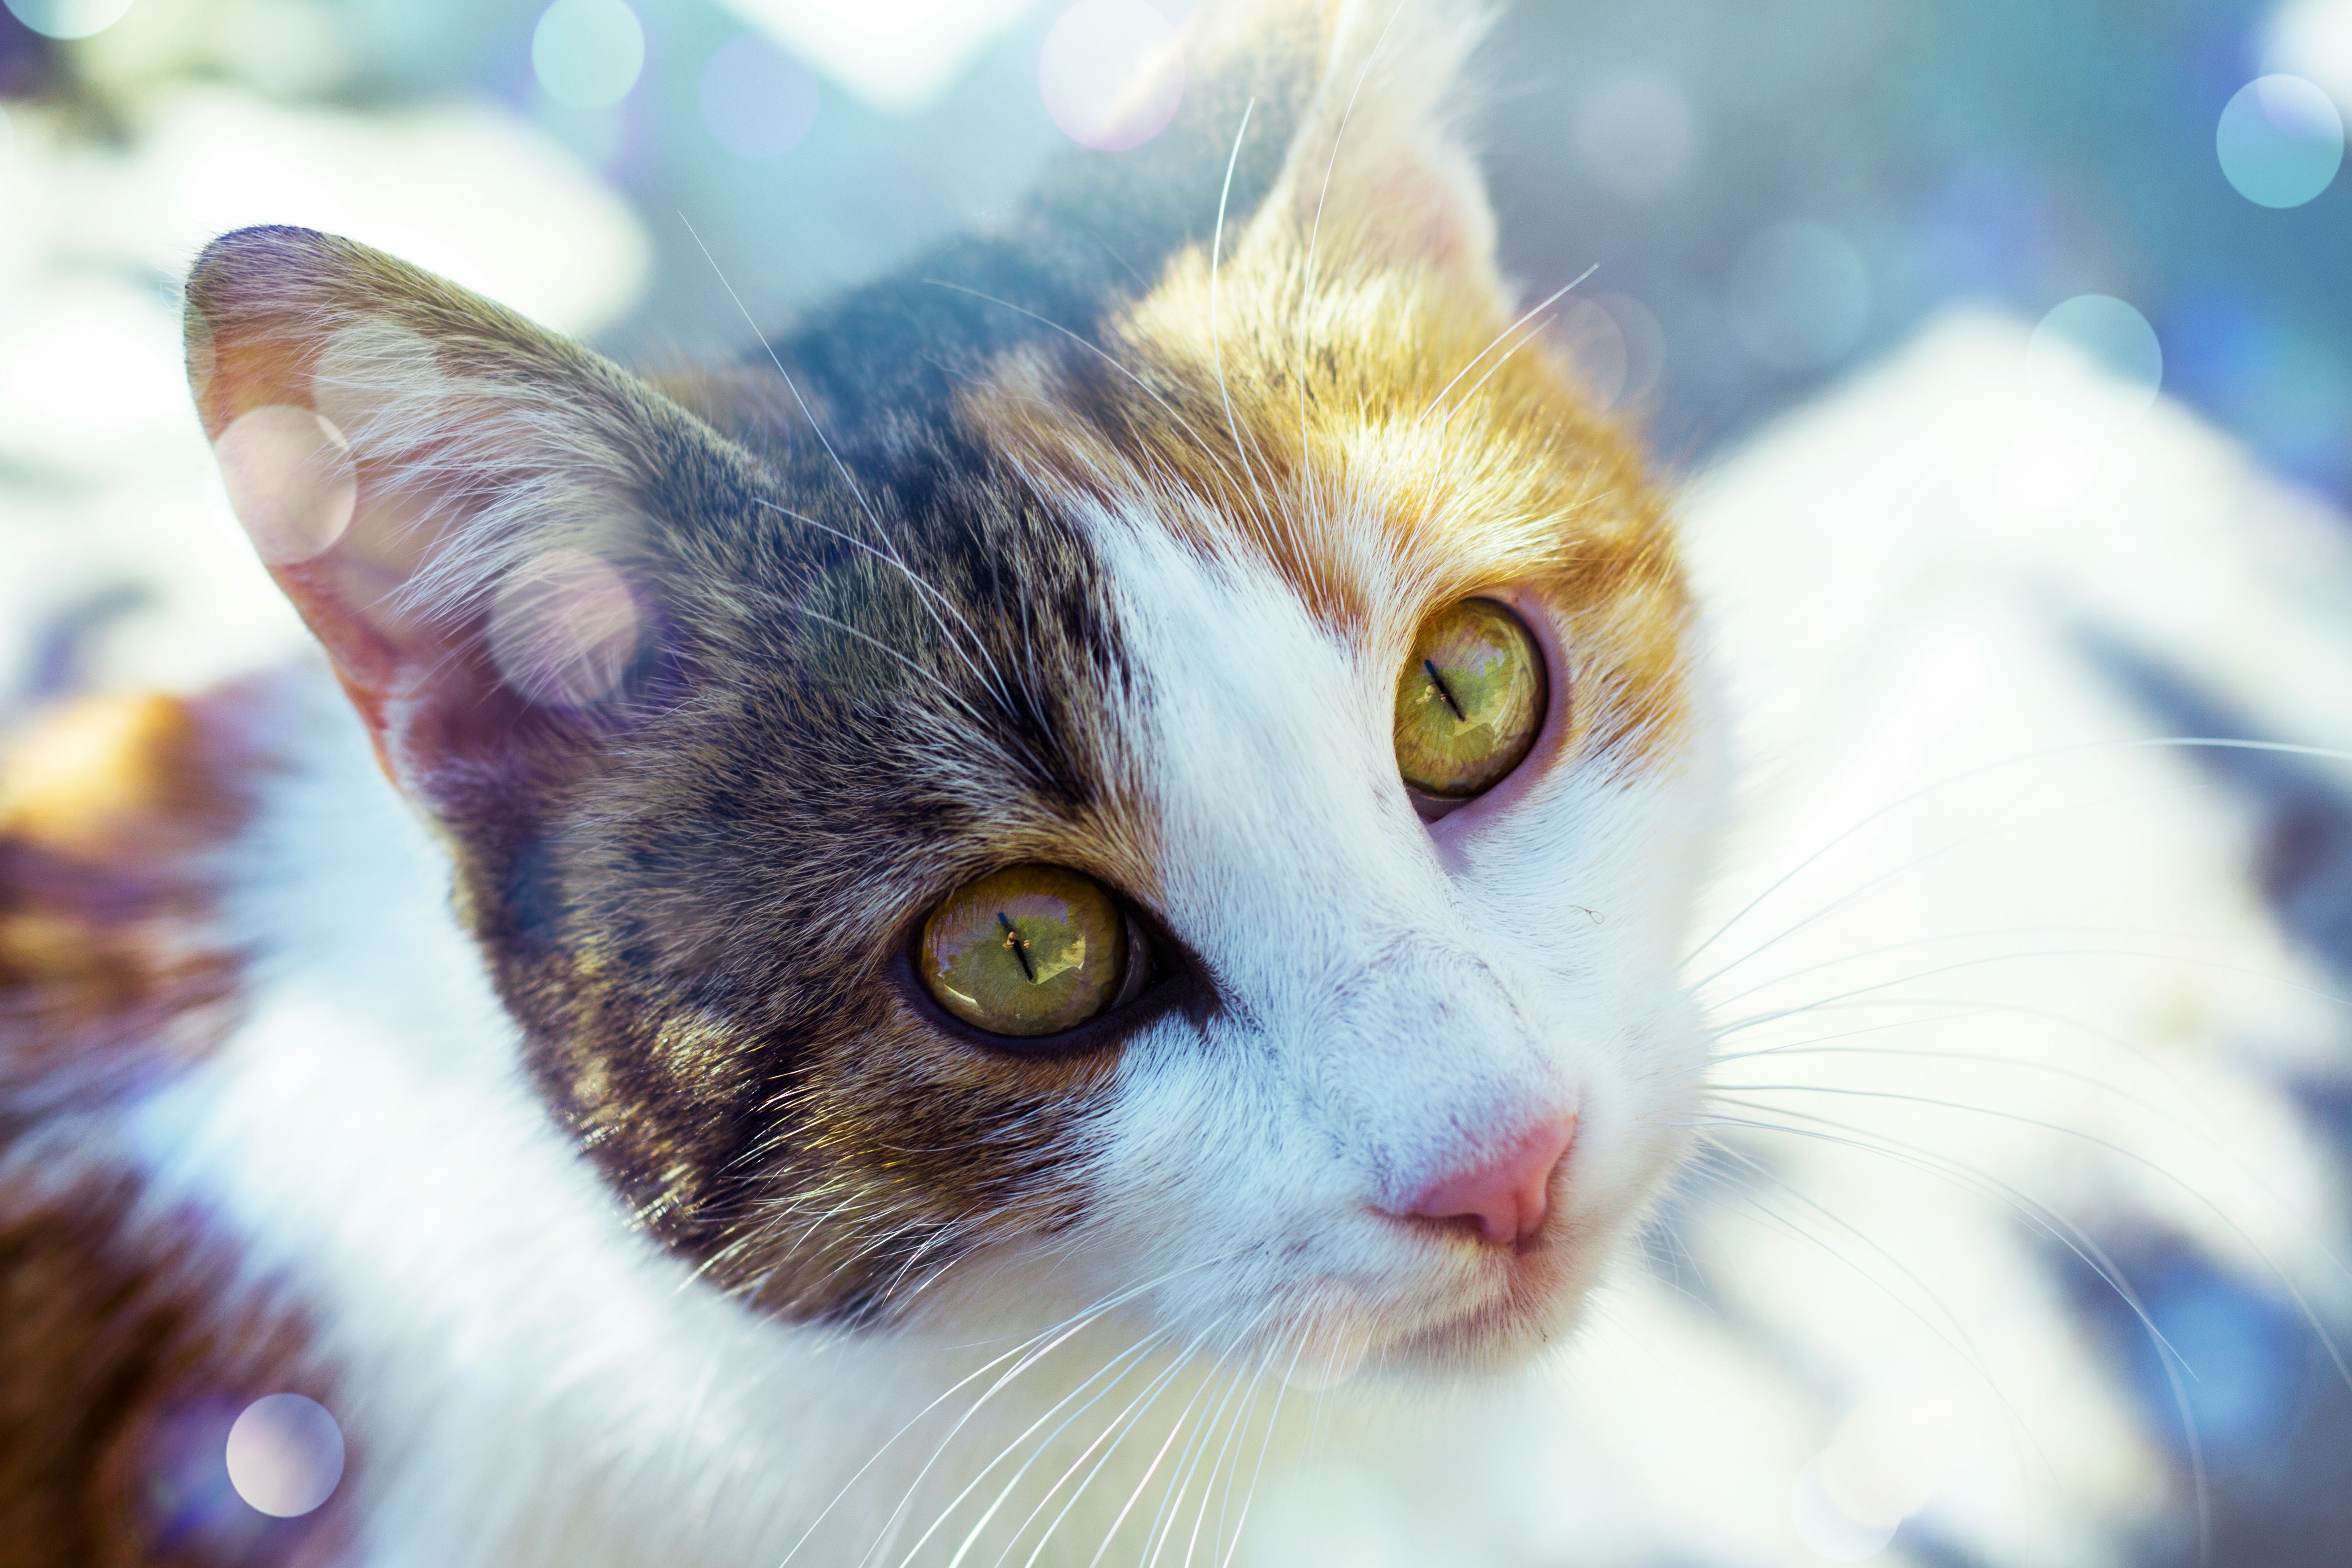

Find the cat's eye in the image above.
[
  {"left": 916, "top": 864, "right": 1145, "bottom": 1039},
  {"left": 1393, "top": 598, "right": 1548, "bottom": 806}
]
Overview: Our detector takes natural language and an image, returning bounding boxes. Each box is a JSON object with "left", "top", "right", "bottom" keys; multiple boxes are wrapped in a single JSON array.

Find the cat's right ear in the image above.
[
  {"left": 185, "top": 226, "right": 731, "bottom": 807},
  {"left": 1233, "top": 0, "right": 1501, "bottom": 291}
]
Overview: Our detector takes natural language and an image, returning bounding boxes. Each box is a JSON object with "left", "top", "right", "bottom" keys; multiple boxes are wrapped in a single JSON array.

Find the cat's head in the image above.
[{"left": 182, "top": 0, "right": 1719, "bottom": 1375}]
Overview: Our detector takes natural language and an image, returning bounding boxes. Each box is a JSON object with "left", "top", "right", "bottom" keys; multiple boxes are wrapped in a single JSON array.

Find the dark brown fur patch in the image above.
[
  {"left": 182, "top": 222, "right": 1184, "bottom": 1327},
  {"left": 0, "top": 687, "right": 348, "bottom": 1565},
  {"left": 0, "top": 1168, "right": 350, "bottom": 1568}
]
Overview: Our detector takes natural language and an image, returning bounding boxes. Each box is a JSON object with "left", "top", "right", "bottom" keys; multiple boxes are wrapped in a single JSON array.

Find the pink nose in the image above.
[{"left": 1399, "top": 1119, "right": 1576, "bottom": 1245}]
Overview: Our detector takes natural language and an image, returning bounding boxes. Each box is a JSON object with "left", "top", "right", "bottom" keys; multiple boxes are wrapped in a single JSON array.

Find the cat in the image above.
[{"left": 0, "top": 1, "right": 1730, "bottom": 1563}]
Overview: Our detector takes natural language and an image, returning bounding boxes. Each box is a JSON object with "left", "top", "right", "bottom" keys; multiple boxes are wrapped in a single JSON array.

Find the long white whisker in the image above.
[
  {"left": 1208, "top": 100, "right": 1274, "bottom": 529},
  {"left": 932, "top": 1326, "right": 1183, "bottom": 1568},
  {"left": 1707, "top": 1081, "right": 2352, "bottom": 1389},
  {"left": 1697, "top": 1133, "right": 2000, "bottom": 1379},
  {"left": 1005, "top": 1315, "right": 1240, "bottom": 1568},
  {"left": 1414, "top": 267, "right": 1594, "bottom": 427},
  {"left": 1708, "top": 944, "right": 2352, "bottom": 1039},
  {"left": 778, "top": 1252, "right": 1239, "bottom": 1568},
  {"left": 1083, "top": 1310, "right": 1260, "bottom": 1568},
  {"left": 1687, "top": 779, "right": 2213, "bottom": 995},
  {"left": 1694, "top": 1105, "right": 2194, "bottom": 1373},
  {"left": 1694, "top": 1105, "right": 2215, "bottom": 1554},
  {"left": 1686, "top": 735, "right": 2352, "bottom": 969}
]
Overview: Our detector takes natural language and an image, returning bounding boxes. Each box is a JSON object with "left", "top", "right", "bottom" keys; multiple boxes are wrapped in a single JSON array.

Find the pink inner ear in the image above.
[{"left": 195, "top": 331, "right": 519, "bottom": 790}]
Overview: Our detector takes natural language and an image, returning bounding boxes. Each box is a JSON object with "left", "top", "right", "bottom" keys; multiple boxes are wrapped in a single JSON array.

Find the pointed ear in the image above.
[
  {"left": 185, "top": 226, "right": 723, "bottom": 807},
  {"left": 1236, "top": 0, "right": 1500, "bottom": 288}
]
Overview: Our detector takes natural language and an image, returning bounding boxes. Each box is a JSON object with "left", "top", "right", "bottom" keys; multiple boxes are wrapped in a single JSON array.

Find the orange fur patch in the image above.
[
  {"left": 0, "top": 690, "right": 260, "bottom": 1109},
  {"left": 963, "top": 239, "right": 1693, "bottom": 772}
]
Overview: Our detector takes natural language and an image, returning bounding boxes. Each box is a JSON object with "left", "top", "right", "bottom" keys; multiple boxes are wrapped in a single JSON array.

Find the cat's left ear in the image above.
[
  {"left": 184, "top": 225, "right": 741, "bottom": 809},
  {"left": 1236, "top": 0, "right": 1500, "bottom": 289}
]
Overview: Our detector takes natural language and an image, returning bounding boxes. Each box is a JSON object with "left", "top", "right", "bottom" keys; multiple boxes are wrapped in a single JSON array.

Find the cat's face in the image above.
[{"left": 184, "top": 0, "right": 1717, "bottom": 1375}]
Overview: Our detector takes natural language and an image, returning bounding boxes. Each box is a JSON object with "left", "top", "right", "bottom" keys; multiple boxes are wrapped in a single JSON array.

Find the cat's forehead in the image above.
[{"left": 941, "top": 248, "right": 1692, "bottom": 777}]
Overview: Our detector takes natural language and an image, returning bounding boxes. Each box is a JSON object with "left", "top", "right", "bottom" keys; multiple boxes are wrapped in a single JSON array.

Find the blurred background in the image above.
[
  {"left": 12, "top": 0, "right": 2352, "bottom": 684},
  {"left": 3, "top": 1, "right": 2351, "bottom": 1565}
]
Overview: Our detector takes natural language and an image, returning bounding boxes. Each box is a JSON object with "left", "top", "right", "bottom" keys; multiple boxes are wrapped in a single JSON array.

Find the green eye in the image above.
[
  {"left": 1393, "top": 598, "right": 1548, "bottom": 802},
  {"left": 917, "top": 865, "right": 1132, "bottom": 1038}
]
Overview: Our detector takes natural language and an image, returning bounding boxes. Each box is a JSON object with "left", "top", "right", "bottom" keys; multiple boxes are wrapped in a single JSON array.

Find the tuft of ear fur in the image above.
[
  {"left": 184, "top": 226, "right": 744, "bottom": 804},
  {"left": 1234, "top": 0, "right": 1500, "bottom": 288}
]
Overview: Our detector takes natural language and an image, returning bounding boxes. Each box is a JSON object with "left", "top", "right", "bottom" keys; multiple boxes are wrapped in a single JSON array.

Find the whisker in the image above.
[
  {"left": 1693, "top": 1104, "right": 2217, "bottom": 1556},
  {"left": 1686, "top": 735, "right": 2352, "bottom": 969},
  {"left": 1139, "top": 1335, "right": 1259, "bottom": 1568},
  {"left": 1707, "top": 1081, "right": 2352, "bottom": 1377},
  {"left": 1207, "top": 100, "right": 1274, "bottom": 528},
  {"left": 1413, "top": 267, "right": 1594, "bottom": 428},
  {"left": 1004, "top": 1315, "right": 1240, "bottom": 1568},
  {"left": 1212, "top": 1326, "right": 1303, "bottom": 1568},
  {"left": 931, "top": 1326, "right": 1181, "bottom": 1568},
  {"left": 1695, "top": 1133, "right": 2002, "bottom": 1385},
  {"left": 1082, "top": 1310, "right": 1267, "bottom": 1568},
  {"left": 1686, "top": 779, "right": 2213, "bottom": 995},
  {"left": 750, "top": 496, "right": 1010, "bottom": 713},
  {"left": 1694, "top": 1104, "right": 2192, "bottom": 1375},
  {"left": 1708, "top": 924, "right": 2234, "bottom": 1011},
  {"left": 774, "top": 1252, "right": 1240, "bottom": 1568},
  {"left": 1706, "top": 943, "right": 2352, "bottom": 1039}
]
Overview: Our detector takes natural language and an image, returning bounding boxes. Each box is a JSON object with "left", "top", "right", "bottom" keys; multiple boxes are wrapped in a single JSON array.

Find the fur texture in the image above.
[{"left": 3, "top": 2, "right": 1725, "bottom": 1562}]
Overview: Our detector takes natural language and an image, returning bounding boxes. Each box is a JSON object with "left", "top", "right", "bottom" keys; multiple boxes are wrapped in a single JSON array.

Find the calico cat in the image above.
[{"left": 0, "top": 1, "right": 1721, "bottom": 1563}]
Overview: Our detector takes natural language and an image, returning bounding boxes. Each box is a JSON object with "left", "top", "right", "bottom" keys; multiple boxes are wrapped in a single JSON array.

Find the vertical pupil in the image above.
[
  {"left": 1424, "top": 658, "right": 1468, "bottom": 722},
  {"left": 1392, "top": 598, "right": 1546, "bottom": 802},
  {"left": 916, "top": 865, "right": 1127, "bottom": 1039},
  {"left": 998, "top": 911, "right": 1037, "bottom": 981}
]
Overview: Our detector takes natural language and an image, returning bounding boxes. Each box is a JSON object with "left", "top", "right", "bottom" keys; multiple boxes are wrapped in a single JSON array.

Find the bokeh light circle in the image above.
[
  {"left": 213, "top": 406, "right": 359, "bottom": 567},
  {"left": 1726, "top": 220, "right": 1870, "bottom": 372},
  {"left": 532, "top": 0, "right": 646, "bottom": 111},
  {"left": 1573, "top": 69, "right": 1700, "bottom": 196},
  {"left": 489, "top": 548, "right": 645, "bottom": 708},
  {"left": 2027, "top": 293, "right": 2162, "bottom": 426},
  {"left": 1039, "top": 0, "right": 1183, "bottom": 152},
  {"left": 1789, "top": 1456, "right": 1898, "bottom": 1562},
  {"left": 3, "top": 0, "right": 135, "bottom": 40},
  {"left": 1558, "top": 291, "right": 1666, "bottom": 409},
  {"left": 225, "top": 1394, "right": 344, "bottom": 1519},
  {"left": 2217, "top": 74, "right": 2343, "bottom": 208},
  {"left": 701, "top": 34, "right": 819, "bottom": 161}
]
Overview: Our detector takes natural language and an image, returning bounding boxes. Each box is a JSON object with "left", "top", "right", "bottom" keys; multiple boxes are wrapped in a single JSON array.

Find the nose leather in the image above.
[{"left": 1397, "top": 1119, "right": 1576, "bottom": 1245}]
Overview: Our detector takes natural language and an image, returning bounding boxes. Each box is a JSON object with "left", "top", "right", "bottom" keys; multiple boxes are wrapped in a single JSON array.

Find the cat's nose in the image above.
[{"left": 1395, "top": 1118, "right": 1576, "bottom": 1246}]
